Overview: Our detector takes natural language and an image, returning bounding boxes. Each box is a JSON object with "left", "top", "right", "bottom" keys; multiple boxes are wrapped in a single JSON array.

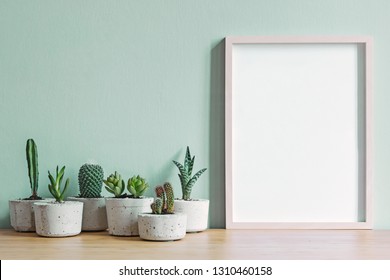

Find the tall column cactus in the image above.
[
  {"left": 151, "top": 182, "right": 175, "bottom": 214},
  {"left": 26, "top": 139, "right": 40, "bottom": 199}
]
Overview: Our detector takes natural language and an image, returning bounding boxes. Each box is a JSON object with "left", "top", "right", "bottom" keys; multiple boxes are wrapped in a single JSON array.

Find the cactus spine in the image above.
[
  {"left": 26, "top": 139, "right": 40, "bottom": 199},
  {"left": 151, "top": 182, "right": 175, "bottom": 214},
  {"left": 78, "top": 163, "right": 104, "bottom": 198}
]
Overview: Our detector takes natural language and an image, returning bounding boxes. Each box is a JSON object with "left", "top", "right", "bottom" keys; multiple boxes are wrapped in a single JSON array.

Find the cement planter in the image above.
[
  {"left": 33, "top": 201, "right": 83, "bottom": 237},
  {"left": 67, "top": 197, "right": 107, "bottom": 231},
  {"left": 105, "top": 197, "right": 153, "bottom": 236},
  {"left": 138, "top": 213, "right": 187, "bottom": 241},
  {"left": 174, "top": 199, "right": 209, "bottom": 232},
  {"left": 9, "top": 198, "right": 53, "bottom": 232}
]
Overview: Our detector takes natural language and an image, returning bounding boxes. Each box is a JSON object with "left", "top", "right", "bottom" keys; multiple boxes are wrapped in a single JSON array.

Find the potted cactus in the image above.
[
  {"left": 173, "top": 146, "right": 208, "bottom": 232},
  {"left": 68, "top": 163, "right": 107, "bottom": 231},
  {"left": 104, "top": 172, "right": 153, "bottom": 236},
  {"left": 138, "top": 183, "right": 186, "bottom": 241},
  {"left": 33, "top": 166, "right": 83, "bottom": 237},
  {"left": 9, "top": 139, "right": 50, "bottom": 232}
]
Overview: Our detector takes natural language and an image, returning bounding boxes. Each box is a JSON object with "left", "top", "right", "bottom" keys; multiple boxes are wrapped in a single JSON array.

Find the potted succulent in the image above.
[
  {"left": 9, "top": 139, "right": 49, "bottom": 232},
  {"left": 138, "top": 183, "right": 186, "bottom": 241},
  {"left": 173, "top": 146, "right": 208, "bottom": 232},
  {"left": 68, "top": 163, "right": 107, "bottom": 231},
  {"left": 104, "top": 172, "right": 153, "bottom": 236},
  {"left": 33, "top": 166, "right": 83, "bottom": 237}
]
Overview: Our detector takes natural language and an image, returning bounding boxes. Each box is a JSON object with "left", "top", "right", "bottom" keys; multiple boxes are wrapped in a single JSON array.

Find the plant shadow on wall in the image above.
[{"left": 209, "top": 40, "right": 225, "bottom": 228}]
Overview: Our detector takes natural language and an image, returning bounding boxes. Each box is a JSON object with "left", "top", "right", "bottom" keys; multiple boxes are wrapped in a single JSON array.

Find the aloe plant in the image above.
[
  {"left": 26, "top": 139, "right": 41, "bottom": 199},
  {"left": 127, "top": 175, "right": 149, "bottom": 198},
  {"left": 48, "top": 166, "right": 70, "bottom": 203},
  {"left": 173, "top": 146, "right": 207, "bottom": 200},
  {"left": 151, "top": 182, "right": 175, "bottom": 214},
  {"left": 104, "top": 171, "right": 125, "bottom": 198}
]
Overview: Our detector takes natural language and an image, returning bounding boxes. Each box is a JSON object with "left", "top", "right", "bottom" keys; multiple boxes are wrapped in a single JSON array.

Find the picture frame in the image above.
[{"left": 225, "top": 36, "right": 372, "bottom": 229}]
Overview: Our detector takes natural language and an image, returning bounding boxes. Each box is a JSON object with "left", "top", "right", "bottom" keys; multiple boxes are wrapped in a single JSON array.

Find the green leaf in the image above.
[
  {"left": 59, "top": 178, "right": 70, "bottom": 201},
  {"left": 105, "top": 186, "right": 115, "bottom": 195},
  {"left": 48, "top": 172, "right": 56, "bottom": 186}
]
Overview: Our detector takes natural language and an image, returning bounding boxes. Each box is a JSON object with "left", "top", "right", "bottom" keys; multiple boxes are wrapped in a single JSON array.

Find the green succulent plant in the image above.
[
  {"left": 78, "top": 163, "right": 104, "bottom": 198},
  {"left": 173, "top": 146, "right": 207, "bottom": 200},
  {"left": 48, "top": 166, "right": 70, "bottom": 203},
  {"left": 127, "top": 175, "right": 149, "bottom": 198},
  {"left": 151, "top": 182, "right": 175, "bottom": 214},
  {"left": 26, "top": 138, "right": 41, "bottom": 200},
  {"left": 103, "top": 171, "right": 125, "bottom": 198}
]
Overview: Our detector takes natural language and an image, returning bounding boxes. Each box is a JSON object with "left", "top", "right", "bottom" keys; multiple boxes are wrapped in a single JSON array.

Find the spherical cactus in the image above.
[{"left": 78, "top": 163, "right": 104, "bottom": 198}]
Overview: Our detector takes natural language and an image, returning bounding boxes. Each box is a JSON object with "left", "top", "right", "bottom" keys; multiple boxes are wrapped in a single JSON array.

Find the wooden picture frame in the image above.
[{"left": 225, "top": 36, "right": 372, "bottom": 229}]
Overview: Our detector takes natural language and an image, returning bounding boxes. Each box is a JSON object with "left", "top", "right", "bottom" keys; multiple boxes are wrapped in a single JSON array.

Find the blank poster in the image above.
[{"left": 226, "top": 37, "right": 372, "bottom": 229}]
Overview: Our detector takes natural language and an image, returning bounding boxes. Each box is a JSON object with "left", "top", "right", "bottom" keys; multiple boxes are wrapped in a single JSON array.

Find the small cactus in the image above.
[
  {"left": 151, "top": 182, "right": 175, "bottom": 214},
  {"left": 78, "top": 163, "right": 104, "bottom": 198},
  {"left": 173, "top": 146, "right": 207, "bottom": 200},
  {"left": 48, "top": 166, "right": 70, "bottom": 203},
  {"left": 127, "top": 175, "right": 149, "bottom": 198},
  {"left": 26, "top": 139, "right": 41, "bottom": 199},
  {"left": 103, "top": 171, "right": 125, "bottom": 198},
  {"left": 151, "top": 197, "right": 163, "bottom": 214}
]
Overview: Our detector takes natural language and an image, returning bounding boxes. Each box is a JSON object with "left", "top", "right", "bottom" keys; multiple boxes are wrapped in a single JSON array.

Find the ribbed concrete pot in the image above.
[
  {"left": 138, "top": 213, "right": 187, "bottom": 241},
  {"left": 174, "top": 199, "right": 209, "bottom": 232},
  {"left": 33, "top": 201, "right": 83, "bottom": 237},
  {"left": 67, "top": 197, "right": 107, "bottom": 231},
  {"left": 105, "top": 197, "right": 153, "bottom": 236},
  {"left": 9, "top": 198, "right": 53, "bottom": 232}
]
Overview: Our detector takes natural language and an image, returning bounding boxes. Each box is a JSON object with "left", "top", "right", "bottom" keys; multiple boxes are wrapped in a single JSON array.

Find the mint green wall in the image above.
[{"left": 1, "top": 0, "right": 389, "bottom": 229}]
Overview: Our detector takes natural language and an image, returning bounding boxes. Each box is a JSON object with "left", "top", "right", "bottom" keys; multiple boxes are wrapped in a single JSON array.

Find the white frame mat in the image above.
[{"left": 225, "top": 36, "right": 372, "bottom": 229}]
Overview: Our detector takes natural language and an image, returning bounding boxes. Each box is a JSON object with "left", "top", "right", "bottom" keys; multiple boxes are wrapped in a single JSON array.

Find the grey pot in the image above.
[
  {"left": 174, "top": 199, "right": 209, "bottom": 232},
  {"left": 138, "top": 213, "right": 187, "bottom": 241},
  {"left": 9, "top": 198, "right": 54, "bottom": 232},
  {"left": 33, "top": 201, "right": 83, "bottom": 237},
  {"left": 105, "top": 197, "right": 153, "bottom": 236},
  {"left": 68, "top": 197, "right": 107, "bottom": 231}
]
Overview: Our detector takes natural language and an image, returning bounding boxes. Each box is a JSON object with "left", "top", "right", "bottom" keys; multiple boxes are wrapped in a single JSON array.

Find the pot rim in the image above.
[
  {"left": 33, "top": 201, "right": 83, "bottom": 207},
  {"left": 68, "top": 196, "right": 106, "bottom": 201},
  {"left": 105, "top": 196, "right": 153, "bottom": 201},
  {"left": 138, "top": 212, "right": 186, "bottom": 217}
]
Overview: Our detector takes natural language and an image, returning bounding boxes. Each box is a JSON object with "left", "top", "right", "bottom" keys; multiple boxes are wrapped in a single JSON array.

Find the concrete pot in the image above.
[
  {"left": 105, "top": 197, "right": 153, "bottom": 236},
  {"left": 138, "top": 213, "right": 187, "bottom": 241},
  {"left": 9, "top": 198, "right": 53, "bottom": 232},
  {"left": 67, "top": 197, "right": 107, "bottom": 231},
  {"left": 174, "top": 199, "right": 209, "bottom": 232},
  {"left": 33, "top": 201, "right": 83, "bottom": 237}
]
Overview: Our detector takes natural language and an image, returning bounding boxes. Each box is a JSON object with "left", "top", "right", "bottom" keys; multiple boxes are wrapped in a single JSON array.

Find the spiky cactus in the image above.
[
  {"left": 26, "top": 139, "right": 41, "bottom": 199},
  {"left": 151, "top": 182, "right": 175, "bottom": 214},
  {"left": 173, "top": 146, "right": 207, "bottom": 200},
  {"left": 78, "top": 163, "right": 104, "bottom": 198},
  {"left": 48, "top": 166, "right": 70, "bottom": 203},
  {"left": 127, "top": 175, "right": 149, "bottom": 198},
  {"left": 104, "top": 171, "right": 125, "bottom": 198}
]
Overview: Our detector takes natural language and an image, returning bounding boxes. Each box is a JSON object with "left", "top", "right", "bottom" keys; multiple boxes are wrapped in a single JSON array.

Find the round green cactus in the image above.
[{"left": 78, "top": 163, "right": 104, "bottom": 198}]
